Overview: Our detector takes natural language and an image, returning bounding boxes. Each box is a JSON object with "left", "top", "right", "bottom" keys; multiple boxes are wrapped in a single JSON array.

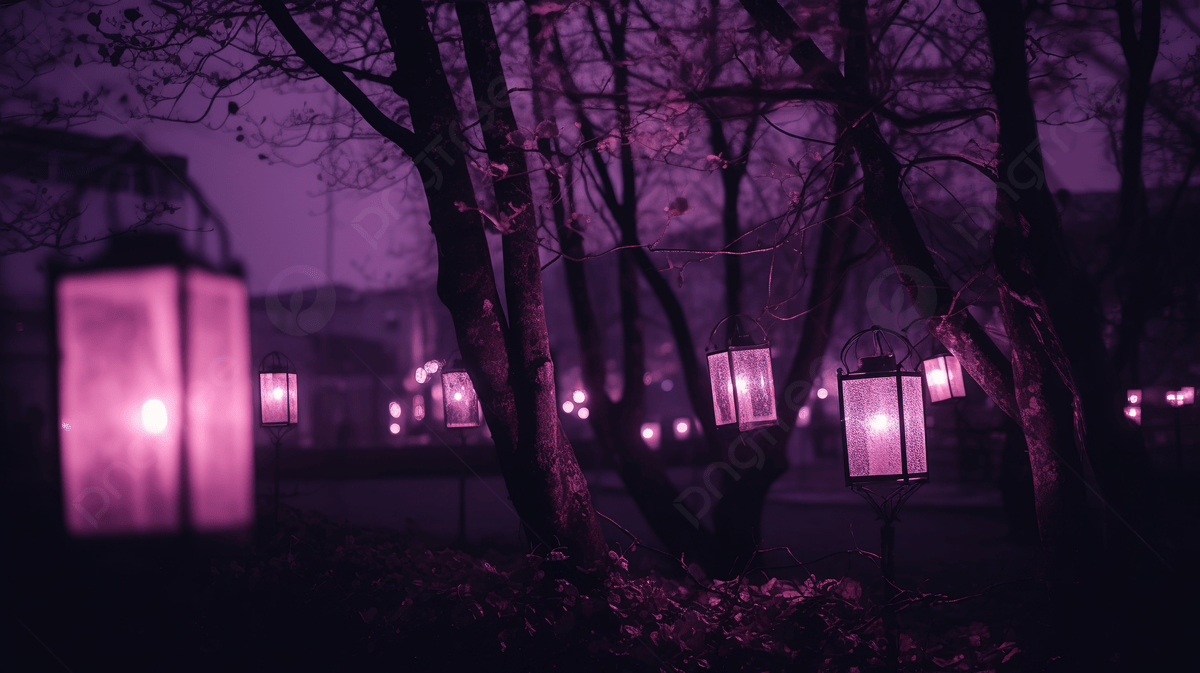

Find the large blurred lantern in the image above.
[
  {"left": 258, "top": 351, "right": 298, "bottom": 431},
  {"left": 837, "top": 326, "right": 928, "bottom": 485},
  {"left": 706, "top": 315, "right": 777, "bottom": 431},
  {"left": 921, "top": 353, "right": 966, "bottom": 403},
  {"left": 54, "top": 234, "right": 253, "bottom": 537},
  {"left": 441, "top": 361, "right": 482, "bottom": 428}
]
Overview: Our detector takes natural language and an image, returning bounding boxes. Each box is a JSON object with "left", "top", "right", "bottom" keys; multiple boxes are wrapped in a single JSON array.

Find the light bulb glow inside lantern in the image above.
[
  {"left": 141, "top": 399, "right": 168, "bottom": 434},
  {"left": 272, "top": 387, "right": 284, "bottom": 401}
]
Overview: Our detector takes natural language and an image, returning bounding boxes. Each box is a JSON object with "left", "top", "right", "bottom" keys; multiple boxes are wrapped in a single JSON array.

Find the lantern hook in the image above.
[
  {"left": 839, "top": 325, "right": 918, "bottom": 373},
  {"left": 707, "top": 313, "right": 769, "bottom": 350}
]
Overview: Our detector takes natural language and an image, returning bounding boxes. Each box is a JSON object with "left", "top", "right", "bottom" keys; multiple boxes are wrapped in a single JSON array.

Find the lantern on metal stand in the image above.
[
  {"left": 258, "top": 351, "right": 298, "bottom": 526},
  {"left": 53, "top": 232, "right": 254, "bottom": 538},
  {"left": 705, "top": 314, "right": 777, "bottom": 431},
  {"left": 441, "top": 356, "right": 482, "bottom": 543},
  {"left": 837, "top": 325, "right": 929, "bottom": 671}
]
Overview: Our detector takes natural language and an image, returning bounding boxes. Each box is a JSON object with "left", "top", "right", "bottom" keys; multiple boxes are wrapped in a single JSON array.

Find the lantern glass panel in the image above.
[
  {"left": 842, "top": 376, "right": 903, "bottom": 478},
  {"left": 707, "top": 351, "right": 736, "bottom": 426},
  {"left": 186, "top": 269, "right": 253, "bottom": 531},
  {"left": 58, "top": 266, "right": 183, "bottom": 536},
  {"left": 1182, "top": 386, "right": 1195, "bottom": 405},
  {"left": 730, "top": 347, "right": 777, "bottom": 430},
  {"left": 259, "top": 372, "right": 297, "bottom": 425},
  {"left": 442, "top": 370, "right": 481, "bottom": 428},
  {"left": 901, "top": 375, "right": 928, "bottom": 473}
]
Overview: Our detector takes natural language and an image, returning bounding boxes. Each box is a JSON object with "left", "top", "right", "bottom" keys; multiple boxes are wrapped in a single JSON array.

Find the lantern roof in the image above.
[{"left": 840, "top": 326, "right": 918, "bottom": 375}]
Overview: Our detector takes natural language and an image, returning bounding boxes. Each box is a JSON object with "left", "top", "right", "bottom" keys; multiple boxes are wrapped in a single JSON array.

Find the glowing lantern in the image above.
[
  {"left": 837, "top": 326, "right": 928, "bottom": 485},
  {"left": 1126, "top": 389, "right": 1141, "bottom": 405},
  {"left": 441, "top": 361, "right": 482, "bottom": 428},
  {"left": 389, "top": 401, "right": 402, "bottom": 419},
  {"left": 413, "top": 394, "right": 426, "bottom": 421},
  {"left": 641, "top": 422, "right": 662, "bottom": 450},
  {"left": 921, "top": 354, "right": 966, "bottom": 403},
  {"left": 54, "top": 234, "right": 253, "bottom": 537},
  {"left": 1167, "top": 391, "right": 1184, "bottom": 407},
  {"left": 673, "top": 418, "right": 691, "bottom": 440},
  {"left": 259, "top": 351, "right": 298, "bottom": 429},
  {"left": 1124, "top": 405, "right": 1142, "bottom": 425},
  {"left": 1181, "top": 387, "right": 1195, "bottom": 405},
  {"left": 706, "top": 315, "right": 777, "bottom": 431}
]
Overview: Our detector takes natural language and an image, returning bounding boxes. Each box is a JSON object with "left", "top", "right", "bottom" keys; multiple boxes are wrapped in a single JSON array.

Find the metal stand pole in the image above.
[
  {"left": 851, "top": 482, "right": 923, "bottom": 673},
  {"left": 1175, "top": 407, "right": 1183, "bottom": 471},
  {"left": 273, "top": 436, "right": 282, "bottom": 527},
  {"left": 458, "top": 430, "right": 467, "bottom": 544}
]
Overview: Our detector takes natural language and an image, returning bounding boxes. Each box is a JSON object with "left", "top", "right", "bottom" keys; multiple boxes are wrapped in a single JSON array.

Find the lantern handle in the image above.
[
  {"left": 707, "top": 313, "right": 769, "bottom": 350},
  {"left": 839, "top": 326, "right": 918, "bottom": 372}
]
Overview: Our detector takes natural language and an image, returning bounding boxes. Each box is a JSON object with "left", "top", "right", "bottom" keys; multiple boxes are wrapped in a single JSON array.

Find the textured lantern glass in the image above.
[
  {"left": 922, "top": 355, "right": 966, "bottom": 403},
  {"left": 839, "top": 372, "right": 927, "bottom": 484},
  {"left": 708, "top": 346, "right": 777, "bottom": 431},
  {"left": 259, "top": 372, "right": 298, "bottom": 425},
  {"left": 57, "top": 264, "right": 253, "bottom": 537},
  {"left": 441, "top": 370, "right": 482, "bottom": 428}
]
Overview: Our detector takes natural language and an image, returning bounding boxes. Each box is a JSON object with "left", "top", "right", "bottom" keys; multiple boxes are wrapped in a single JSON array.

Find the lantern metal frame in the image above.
[
  {"left": 258, "top": 351, "right": 298, "bottom": 441},
  {"left": 836, "top": 326, "right": 929, "bottom": 487},
  {"left": 705, "top": 314, "right": 778, "bottom": 431}
]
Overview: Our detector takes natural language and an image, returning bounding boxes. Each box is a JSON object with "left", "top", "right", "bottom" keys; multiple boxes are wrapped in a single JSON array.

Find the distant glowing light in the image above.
[
  {"left": 676, "top": 421, "right": 688, "bottom": 434},
  {"left": 816, "top": 388, "right": 828, "bottom": 400},
  {"left": 141, "top": 399, "right": 168, "bottom": 434},
  {"left": 1124, "top": 405, "right": 1141, "bottom": 424},
  {"left": 661, "top": 379, "right": 674, "bottom": 392},
  {"left": 642, "top": 426, "right": 655, "bottom": 439},
  {"left": 672, "top": 418, "right": 691, "bottom": 440},
  {"left": 572, "top": 389, "right": 586, "bottom": 404},
  {"left": 562, "top": 400, "right": 575, "bottom": 414},
  {"left": 415, "top": 368, "right": 427, "bottom": 384},
  {"left": 797, "top": 406, "right": 812, "bottom": 427},
  {"left": 272, "top": 387, "right": 284, "bottom": 401},
  {"left": 389, "top": 401, "right": 402, "bottom": 418},
  {"left": 868, "top": 413, "right": 890, "bottom": 434},
  {"left": 424, "top": 360, "right": 440, "bottom": 374},
  {"left": 61, "top": 422, "right": 71, "bottom": 431},
  {"left": 925, "top": 369, "right": 947, "bottom": 387},
  {"left": 1127, "top": 389, "right": 1141, "bottom": 405},
  {"left": 413, "top": 394, "right": 426, "bottom": 421},
  {"left": 389, "top": 423, "right": 401, "bottom": 435},
  {"left": 577, "top": 407, "right": 590, "bottom": 419}
]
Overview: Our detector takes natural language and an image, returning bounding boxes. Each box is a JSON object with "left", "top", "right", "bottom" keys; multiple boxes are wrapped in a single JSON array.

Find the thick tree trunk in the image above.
[
  {"left": 453, "top": 2, "right": 607, "bottom": 570},
  {"left": 977, "top": 0, "right": 1150, "bottom": 568}
]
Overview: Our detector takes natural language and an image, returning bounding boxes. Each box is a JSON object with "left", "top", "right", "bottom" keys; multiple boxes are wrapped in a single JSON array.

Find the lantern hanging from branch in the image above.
[
  {"left": 54, "top": 234, "right": 253, "bottom": 537},
  {"left": 921, "top": 353, "right": 966, "bottom": 403},
  {"left": 441, "top": 359, "right": 482, "bottom": 428},
  {"left": 258, "top": 351, "right": 298, "bottom": 436},
  {"left": 837, "top": 326, "right": 929, "bottom": 485},
  {"left": 706, "top": 314, "right": 777, "bottom": 431}
]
